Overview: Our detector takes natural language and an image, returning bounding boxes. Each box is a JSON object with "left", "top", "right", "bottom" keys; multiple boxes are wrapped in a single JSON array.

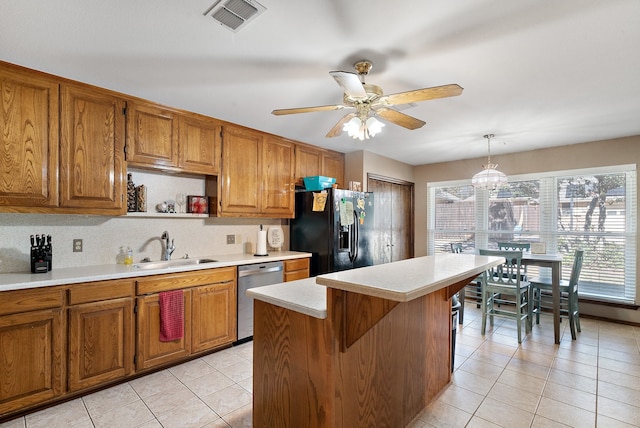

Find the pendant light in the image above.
[{"left": 471, "top": 134, "right": 507, "bottom": 189}]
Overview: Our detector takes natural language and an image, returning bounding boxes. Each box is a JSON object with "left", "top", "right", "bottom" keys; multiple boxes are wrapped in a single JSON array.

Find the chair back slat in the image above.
[
  {"left": 498, "top": 242, "right": 531, "bottom": 251},
  {"left": 479, "top": 249, "right": 524, "bottom": 286}
]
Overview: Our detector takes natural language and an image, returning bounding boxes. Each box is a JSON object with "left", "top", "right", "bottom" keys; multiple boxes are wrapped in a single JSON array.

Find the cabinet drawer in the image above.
[
  {"left": 0, "top": 287, "right": 65, "bottom": 316},
  {"left": 284, "top": 258, "right": 310, "bottom": 272},
  {"left": 68, "top": 279, "right": 135, "bottom": 305},
  {"left": 136, "top": 266, "right": 236, "bottom": 295},
  {"left": 284, "top": 270, "right": 310, "bottom": 282}
]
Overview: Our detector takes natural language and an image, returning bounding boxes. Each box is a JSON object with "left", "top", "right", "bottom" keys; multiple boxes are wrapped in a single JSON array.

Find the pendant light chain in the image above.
[{"left": 484, "top": 134, "right": 494, "bottom": 165}]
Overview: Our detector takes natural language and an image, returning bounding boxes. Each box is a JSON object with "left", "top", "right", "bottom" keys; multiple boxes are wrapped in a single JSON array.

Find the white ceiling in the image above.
[{"left": 2, "top": 0, "right": 639, "bottom": 166}]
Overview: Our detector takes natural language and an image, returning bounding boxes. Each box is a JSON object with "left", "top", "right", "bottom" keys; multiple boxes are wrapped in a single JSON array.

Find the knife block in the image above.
[{"left": 31, "top": 247, "right": 52, "bottom": 273}]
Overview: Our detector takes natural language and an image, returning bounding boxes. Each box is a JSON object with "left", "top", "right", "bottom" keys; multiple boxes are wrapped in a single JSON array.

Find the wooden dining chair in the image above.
[
  {"left": 529, "top": 250, "right": 584, "bottom": 340},
  {"left": 494, "top": 242, "right": 531, "bottom": 308},
  {"left": 450, "top": 243, "right": 465, "bottom": 323},
  {"left": 479, "top": 249, "right": 532, "bottom": 343},
  {"left": 450, "top": 243, "right": 483, "bottom": 310}
]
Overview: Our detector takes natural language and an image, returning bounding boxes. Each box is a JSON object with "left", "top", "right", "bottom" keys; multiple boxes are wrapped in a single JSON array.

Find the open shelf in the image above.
[{"left": 125, "top": 212, "right": 209, "bottom": 219}]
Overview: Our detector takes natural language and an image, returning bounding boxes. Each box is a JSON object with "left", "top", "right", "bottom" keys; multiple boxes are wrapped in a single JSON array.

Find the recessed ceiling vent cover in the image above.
[{"left": 203, "top": 0, "right": 266, "bottom": 33}]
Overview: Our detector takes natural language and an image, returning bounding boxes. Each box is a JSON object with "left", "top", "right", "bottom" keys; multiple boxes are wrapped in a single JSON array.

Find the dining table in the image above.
[
  {"left": 457, "top": 249, "right": 565, "bottom": 343},
  {"left": 520, "top": 252, "right": 564, "bottom": 344}
]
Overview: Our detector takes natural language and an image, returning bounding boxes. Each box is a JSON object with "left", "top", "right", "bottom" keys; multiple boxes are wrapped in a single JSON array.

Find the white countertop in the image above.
[
  {"left": 0, "top": 251, "right": 311, "bottom": 292},
  {"left": 248, "top": 254, "right": 503, "bottom": 319},
  {"left": 316, "top": 254, "right": 503, "bottom": 302},
  {"left": 246, "top": 277, "right": 327, "bottom": 319}
]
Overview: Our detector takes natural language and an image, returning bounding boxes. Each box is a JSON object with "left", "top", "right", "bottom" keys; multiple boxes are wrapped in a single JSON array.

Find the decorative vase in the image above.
[{"left": 127, "top": 173, "right": 137, "bottom": 212}]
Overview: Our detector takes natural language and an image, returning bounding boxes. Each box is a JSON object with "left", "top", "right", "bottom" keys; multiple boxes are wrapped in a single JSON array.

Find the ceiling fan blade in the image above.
[
  {"left": 379, "top": 84, "right": 463, "bottom": 106},
  {"left": 376, "top": 108, "right": 426, "bottom": 130},
  {"left": 329, "top": 71, "right": 367, "bottom": 99},
  {"left": 325, "top": 113, "right": 356, "bottom": 138},
  {"left": 271, "top": 104, "right": 346, "bottom": 115}
]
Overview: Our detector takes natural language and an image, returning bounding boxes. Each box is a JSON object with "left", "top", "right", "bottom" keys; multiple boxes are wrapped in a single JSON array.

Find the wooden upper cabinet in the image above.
[
  {"left": 178, "top": 114, "right": 221, "bottom": 175},
  {"left": 261, "top": 136, "right": 294, "bottom": 217},
  {"left": 294, "top": 144, "right": 345, "bottom": 189},
  {"left": 219, "top": 125, "right": 262, "bottom": 215},
  {"left": 0, "top": 63, "right": 59, "bottom": 208},
  {"left": 294, "top": 144, "right": 322, "bottom": 185},
  {"left": 125, "top": 101, "right": 179, "bottom": 170},
  {"left": 219, "top": 126, "right": 295, "bottom": 218},
  {"left": 322, "top": 150, "right": 345, "bottom": 189},
  {"left": 60, "top": 84, "right": 126, "bottom": 213}
]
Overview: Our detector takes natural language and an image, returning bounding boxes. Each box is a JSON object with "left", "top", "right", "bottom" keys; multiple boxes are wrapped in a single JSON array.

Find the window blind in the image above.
[{"left": 428, "top": 166, "right": 637, "bottom": 304}]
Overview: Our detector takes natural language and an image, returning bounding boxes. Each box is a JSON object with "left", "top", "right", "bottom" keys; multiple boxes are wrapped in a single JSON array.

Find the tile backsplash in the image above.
[
  {"left": 0, "top": 170, "right": 288, "bottom": 274},
  {"left": 0, "top": 214, "right": 287, "bottom": 273}
]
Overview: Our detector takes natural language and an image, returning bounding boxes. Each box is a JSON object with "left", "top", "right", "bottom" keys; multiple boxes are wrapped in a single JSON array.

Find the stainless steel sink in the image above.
[{"left": 133, "top": 258, "right": 217, "bottom": 270}]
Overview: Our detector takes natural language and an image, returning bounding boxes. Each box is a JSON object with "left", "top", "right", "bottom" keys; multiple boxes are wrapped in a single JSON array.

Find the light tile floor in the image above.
[{"left": 2, "top": 304, "right": 640, "bottom": 427}]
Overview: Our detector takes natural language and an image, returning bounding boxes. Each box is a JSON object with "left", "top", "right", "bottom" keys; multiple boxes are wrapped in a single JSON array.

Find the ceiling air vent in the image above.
[{"left": 203, "top": 0, "right": 266, "bottom": 33}]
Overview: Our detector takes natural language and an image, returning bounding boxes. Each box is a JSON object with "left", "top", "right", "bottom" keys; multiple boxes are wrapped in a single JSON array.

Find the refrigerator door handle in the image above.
[{"left": 350, "top": 210, "right": 359, "bottom": 263}]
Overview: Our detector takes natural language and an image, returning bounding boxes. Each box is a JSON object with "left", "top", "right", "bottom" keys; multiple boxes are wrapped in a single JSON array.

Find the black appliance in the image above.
[{"left": 290, "top": 188, "right": 375, "bottom": 276}]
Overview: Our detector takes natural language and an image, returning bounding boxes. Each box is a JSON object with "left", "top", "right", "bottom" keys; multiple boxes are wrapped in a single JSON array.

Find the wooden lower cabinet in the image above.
[
  {"left": 135, "top": 266, "right": 237, "bottom": 371},
  {"left": 0, "top": 307, "right": 64, "bottom": 415},
  {"left": 192, "top": 280, "right": 237, "bottom": 352},
  {"left": 67, "top": 279, "right": 135, "bottom": 392},
  {"left": 0, "top": 265, "right": 241, "bottom": 418},
  {"left": 135, "top": 290, "right": 192, "bottom": 371},
  {"left": 284, "top": 257, "right": 310, "bottom": 282}
]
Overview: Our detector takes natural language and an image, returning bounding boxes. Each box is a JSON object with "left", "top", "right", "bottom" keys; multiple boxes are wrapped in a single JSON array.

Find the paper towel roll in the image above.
[{"left": 255, "top": 230, "right": 268, "bottom": 256}]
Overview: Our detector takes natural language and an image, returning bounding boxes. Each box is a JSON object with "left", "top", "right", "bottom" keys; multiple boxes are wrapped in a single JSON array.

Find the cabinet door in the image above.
[
  {"left": 0, "top": 308, "right": 64, "bottom": 414},
  {"left": 135, "top": 290, "right": 192, "bottom": 371},
  {"left": 68, "top": 297, "right": 134, "bottom": 392},
  {"left": 261, "top": 136, "right": 294, "bottom": 218},
  {"left": 178, "top": 114, "right": 221, "bottom": 175},
  {"left": 294, "top": 144, "right": 322, "bottom": 185},
  {"left": 192, "top": 280, "right": 237, "bottom": 353},
  {"left": 126, "top": 101, "right": 179, "bottom": 170},
  {"left": 219, "top": 126, "right": 262, "bottom": 215},
  {"left": 322, "top": 151, "right": 345, "bottom": 189},
  {"left": 0, "top": 65, "right": 59, "bottom": 208},
  {"left": 60, "top": 84, "right": 126, "bottom": 213}
]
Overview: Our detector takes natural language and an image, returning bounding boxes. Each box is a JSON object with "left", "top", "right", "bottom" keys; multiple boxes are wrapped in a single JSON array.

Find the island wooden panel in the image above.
[
  {"left": 253, "top": 287, "right": 451, "bottom": 428},
  {"left": 253, "top": 300, "right": 334, "bottom": 427}
]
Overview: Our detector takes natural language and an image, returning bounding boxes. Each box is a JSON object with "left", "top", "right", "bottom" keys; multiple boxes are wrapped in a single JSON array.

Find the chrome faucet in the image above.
[{"left": 161, "top": 231, "right": 175, "bottom": 261}]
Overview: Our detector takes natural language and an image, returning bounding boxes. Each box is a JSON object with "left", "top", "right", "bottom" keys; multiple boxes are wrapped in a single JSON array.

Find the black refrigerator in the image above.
[{"left": 290, "top": 188, "right": 375, "bottom": 276}]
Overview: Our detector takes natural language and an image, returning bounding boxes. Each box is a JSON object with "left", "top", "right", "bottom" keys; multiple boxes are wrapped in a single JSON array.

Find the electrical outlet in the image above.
[
  {"left": 226, "top": 234, "right": 235, "bottom": 245},
  {"left": 236, "top": 234, "right": 242, "bottom": 243},
  {"left": 73, "top": 239, "right": 83, "bottom": 252}
]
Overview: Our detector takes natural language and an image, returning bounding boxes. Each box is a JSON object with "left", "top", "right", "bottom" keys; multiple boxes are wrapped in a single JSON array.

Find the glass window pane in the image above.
[{"left": 557, "top": 173, "right": 626, "bottom": 233}]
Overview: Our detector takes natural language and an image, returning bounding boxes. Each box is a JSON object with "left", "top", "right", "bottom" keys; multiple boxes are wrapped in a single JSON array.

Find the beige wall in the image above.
[
  {"left": 345, "top": 150, "right": 415, "bottom": 191},
  {"left": 413, "top": 135, "right": 640, "bottom": 323}
]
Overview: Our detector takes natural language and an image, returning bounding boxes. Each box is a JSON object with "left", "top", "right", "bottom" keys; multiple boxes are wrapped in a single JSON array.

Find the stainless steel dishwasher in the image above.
[{"left": 237, "top": 261, "right": 284, "bottom": 341}]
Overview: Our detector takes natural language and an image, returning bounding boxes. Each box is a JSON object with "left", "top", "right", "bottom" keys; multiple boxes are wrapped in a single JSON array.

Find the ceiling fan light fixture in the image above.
[
  {"left": 366, "top": 116, "right": 385, "bottom": 136},
  {"left": 471, "top": 134, "right": 508, "bottom": 189},
  {"left": 343, "top": 116, "right": 385, "bottom": 140}
]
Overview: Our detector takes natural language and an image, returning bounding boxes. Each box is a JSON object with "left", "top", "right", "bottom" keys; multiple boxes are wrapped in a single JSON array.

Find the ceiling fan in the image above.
[{"left": 271, "top": 60, "right": 463, "bottom": 139}]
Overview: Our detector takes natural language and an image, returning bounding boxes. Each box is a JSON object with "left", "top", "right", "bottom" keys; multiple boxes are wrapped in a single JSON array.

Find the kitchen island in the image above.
[{"left": 248, "top": 253, "right": 502, "bottom": 428}]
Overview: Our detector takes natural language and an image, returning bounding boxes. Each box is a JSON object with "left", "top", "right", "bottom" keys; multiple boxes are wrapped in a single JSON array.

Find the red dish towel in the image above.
[{"left": 159, "top": 290, "right": 184, "bottom": 342}]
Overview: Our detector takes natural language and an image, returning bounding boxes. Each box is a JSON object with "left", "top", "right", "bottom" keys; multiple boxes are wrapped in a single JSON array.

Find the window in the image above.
[{"left": 428, "top": 166, "right": 637, "bottom": 304}]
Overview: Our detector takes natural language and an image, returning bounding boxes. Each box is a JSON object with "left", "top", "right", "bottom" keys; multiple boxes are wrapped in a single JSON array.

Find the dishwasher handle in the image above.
[{"left": 238, "top": 265, "right": 284, "bottom": 277}]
